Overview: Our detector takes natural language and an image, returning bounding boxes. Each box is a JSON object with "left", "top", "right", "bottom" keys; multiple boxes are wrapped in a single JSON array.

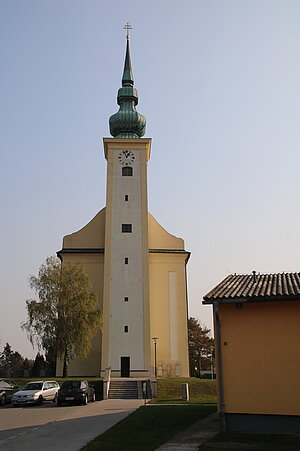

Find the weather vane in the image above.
[{"left": 124, "top": 22, "right": 132, "bottom": 40}]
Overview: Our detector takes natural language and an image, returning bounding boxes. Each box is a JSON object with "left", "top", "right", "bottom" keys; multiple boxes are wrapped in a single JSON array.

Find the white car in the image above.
[{"left": 12, "top": 381, "right": 60, "bottom": 406}]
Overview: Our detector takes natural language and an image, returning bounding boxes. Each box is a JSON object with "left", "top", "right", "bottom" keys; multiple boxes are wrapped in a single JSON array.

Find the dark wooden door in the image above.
[{"left": 121, "top": 357, "right": 130, "bottom": 377}]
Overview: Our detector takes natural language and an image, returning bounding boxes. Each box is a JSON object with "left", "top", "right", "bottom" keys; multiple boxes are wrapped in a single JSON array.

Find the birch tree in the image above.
[{"left": 22, "top": 256, "right": 102, "bottom": 377}]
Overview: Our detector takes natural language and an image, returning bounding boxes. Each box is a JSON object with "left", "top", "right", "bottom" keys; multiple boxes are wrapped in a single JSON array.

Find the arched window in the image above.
[{"left": 122, "top": 166, "right": 133, "bottom": 176}]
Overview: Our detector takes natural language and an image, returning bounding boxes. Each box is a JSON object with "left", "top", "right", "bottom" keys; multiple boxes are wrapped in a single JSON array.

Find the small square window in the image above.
[
  {"left": 124, "top": 296, "right": 128, "bottom": 302},
  {"left": 124, "top": 257, "right": 128, "bottom": 264},
  {"left": 125, "top": 195, "right": 129, "bottom": 201},
  {"left": 122, "top": 224, "right": 132, "bottom": 233},
  {"left": 124, "top": 326, "right": 128, "bottom": 333},
  {"left": 122, "top": 167, "right": 133, "bottom": 176}
]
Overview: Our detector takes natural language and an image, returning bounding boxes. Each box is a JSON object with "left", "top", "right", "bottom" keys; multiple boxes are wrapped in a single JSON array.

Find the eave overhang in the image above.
[
  {"left": 57, "top": 247, "right": 191, "bottom": 263},
  {"left": 202, "top": 295, "right": 300, "bottom": 305}
]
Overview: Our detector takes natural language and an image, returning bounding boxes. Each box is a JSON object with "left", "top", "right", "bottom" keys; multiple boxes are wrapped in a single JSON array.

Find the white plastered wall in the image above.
[{"left": 108, "top": 150, "right": 145, "bottom": 370}]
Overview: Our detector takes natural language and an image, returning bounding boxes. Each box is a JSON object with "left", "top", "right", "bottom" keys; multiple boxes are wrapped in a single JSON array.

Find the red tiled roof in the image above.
[{"left": 203, "top": 272, "right": 300, "bottom": 303}]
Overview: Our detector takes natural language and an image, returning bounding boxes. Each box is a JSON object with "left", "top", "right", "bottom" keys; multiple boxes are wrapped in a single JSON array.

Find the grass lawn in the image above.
[
  {"left": 200, "top": 432, "right": 300, "bottom": 450},
  {"left": 81, "top": 404, "right": 217, "bottom": 451},
  {"left": 153, "top": 377, "right": 217, "bottom": 404}
]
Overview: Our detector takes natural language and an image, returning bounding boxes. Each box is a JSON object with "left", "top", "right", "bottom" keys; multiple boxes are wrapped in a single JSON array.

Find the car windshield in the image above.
[
  {"left": 61, "top": 381, "right": 81, "bottom": 389},
  {"left": 23, "top": 383, "right": 43, "bottom": 391}
]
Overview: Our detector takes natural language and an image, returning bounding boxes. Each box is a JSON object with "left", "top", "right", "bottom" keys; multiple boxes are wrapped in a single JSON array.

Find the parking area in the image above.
[
  {"left": 1, "top": 401, "right": 98, "bottom": 431},
  {"left": 0, "top": 399, "right": 144, "bottom": 450}
]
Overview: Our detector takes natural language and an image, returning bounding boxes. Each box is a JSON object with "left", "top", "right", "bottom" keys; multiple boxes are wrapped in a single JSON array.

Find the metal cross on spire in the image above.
[{"left": 124, "top": 22, "right": 132, "bottom": 40}]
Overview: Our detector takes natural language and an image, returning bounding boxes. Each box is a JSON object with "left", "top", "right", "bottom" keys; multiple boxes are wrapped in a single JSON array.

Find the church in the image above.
[{"left": 56, "top": 30, "right": 190, "bottom": 378}]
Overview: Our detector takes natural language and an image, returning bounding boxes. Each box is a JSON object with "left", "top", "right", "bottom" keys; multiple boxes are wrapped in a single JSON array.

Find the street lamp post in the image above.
[{"left": 152, "top": 337, "right": 158, "bottom": 378}]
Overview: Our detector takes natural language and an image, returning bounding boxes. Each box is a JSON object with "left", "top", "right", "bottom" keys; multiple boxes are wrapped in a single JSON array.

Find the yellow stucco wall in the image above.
[
  {"left": 148, "top": 214, "right": 185, "bottom": 250},
  {"left": 217, "top": 301, "right": 300, "bottom": 415},
  {"left": 57, "top": 208, "right": 189, "bottom": 377},
  {"left": 148, "top": 213, "right": 189, "bottom": 377},
  {"left": 63, "top": 207, "right": 106, "bottom": 249},
  {"left": 149, "top": 253, "right": 189, "bottom": 377}
]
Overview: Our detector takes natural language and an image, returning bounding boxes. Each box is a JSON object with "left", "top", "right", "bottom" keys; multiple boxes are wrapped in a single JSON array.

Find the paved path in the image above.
[
  {"left": 156, "top": 411, "right": 220, "bottom": 451},
  {"left": 0, "top": 399, "right": 144, "bottom": 451}
]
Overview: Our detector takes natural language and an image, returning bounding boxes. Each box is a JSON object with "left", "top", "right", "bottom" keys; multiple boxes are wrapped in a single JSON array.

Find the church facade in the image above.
[{"left": 56, "top": 35, "right": 190, "bottom": 378}]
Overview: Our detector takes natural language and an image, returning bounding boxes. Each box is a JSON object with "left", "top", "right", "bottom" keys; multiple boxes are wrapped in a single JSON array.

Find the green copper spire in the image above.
[
  {"left": 122, "top": 39, "right": 134, "bottom": 87},
  {"left": 109, "top": 27, "right": 146, "bottom": 138}
]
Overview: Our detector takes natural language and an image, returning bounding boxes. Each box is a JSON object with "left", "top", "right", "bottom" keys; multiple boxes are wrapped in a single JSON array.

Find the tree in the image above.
[
  {"left": 0, "top": 343, "right": 26, "bottom": 377},
  {"left": 32, "top": 353, "right": 46, "bottom": 377},
  {"left": 0, "top": 343, "right": 13, "bottom": 377},
  {"left": 10, "top": 351, "right": 24, "bottom": 377},
  {"left": 22, "top": 256, "right": 103, "bottom": 377},
  {"left": 188, "top": 317, "right": 214, "bottom": 378},
  {"left": 44, "top": 341, "right": 57, "bottom": 377},
  {"left": 22, "top": 358, "right": 33, "bottom": 376}
]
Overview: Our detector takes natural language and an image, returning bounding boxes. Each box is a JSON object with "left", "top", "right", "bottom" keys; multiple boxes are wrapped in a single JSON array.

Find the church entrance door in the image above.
[{"left": 121, "top": 357, "right": 130, "bottom": 377}]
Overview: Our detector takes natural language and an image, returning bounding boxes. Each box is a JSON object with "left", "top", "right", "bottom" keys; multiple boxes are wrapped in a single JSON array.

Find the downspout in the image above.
[
  {"left": 184, "top": 258, "right": 190, "bottom": 376},
  {"left": 214, "top": 301, "right": 226, "bottom": 432}
]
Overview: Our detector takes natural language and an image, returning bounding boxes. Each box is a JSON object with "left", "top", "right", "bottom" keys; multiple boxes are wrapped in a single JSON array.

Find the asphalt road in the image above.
[{"left": 0, "top": 399, "right": 144, "bottom": 450}]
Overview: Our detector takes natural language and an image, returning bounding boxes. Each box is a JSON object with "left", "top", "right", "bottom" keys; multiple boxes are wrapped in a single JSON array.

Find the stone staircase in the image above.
[{"left": 108, "top": 379, "right": 140, "bottom": 399}]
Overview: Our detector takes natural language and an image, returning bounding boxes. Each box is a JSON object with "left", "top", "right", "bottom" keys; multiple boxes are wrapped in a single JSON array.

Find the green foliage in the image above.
[
  {"left": 22, "top": 256, "right": 103, "bottom": 375},
  {"left": 0, "top": 343, "right": 13, "bottom": 376},
  {"left": 32, "top": 353, "right": 46, "bottom": 377},
  {"left": 0, "top": 343, "right": 29, "bottom": 377},
  {"left": 81, "top": 405, "right": 217, "bottom": 451},
  {"left": 188, "top": 317, "right": 214, "bottom": 378},
  {"left": 155, "top": 377, "right": 217, "bottom": 404},
  {"left": 22, "top": 358, "right": 31, "bottom": 370}
]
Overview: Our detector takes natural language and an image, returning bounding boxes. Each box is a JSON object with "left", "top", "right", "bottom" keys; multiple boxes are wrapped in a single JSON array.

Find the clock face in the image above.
[{"left": 118, "top": 150, "right": 135, "bottom": 166}]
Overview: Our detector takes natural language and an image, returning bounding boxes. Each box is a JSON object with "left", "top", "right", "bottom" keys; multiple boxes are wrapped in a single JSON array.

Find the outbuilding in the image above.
[{"left": 203, "top": 272, "right": 300, "bottom": 433}]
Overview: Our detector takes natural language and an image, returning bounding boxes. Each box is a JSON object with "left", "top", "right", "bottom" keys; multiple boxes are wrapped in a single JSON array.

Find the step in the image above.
[{"left": 108, "top": 380, "right": 140, "bottom": 399}]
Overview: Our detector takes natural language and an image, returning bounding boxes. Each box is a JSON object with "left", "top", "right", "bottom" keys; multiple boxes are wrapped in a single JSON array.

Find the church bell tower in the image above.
[{"left": 102, "top": 29, "right": 151, "bottom": 376}]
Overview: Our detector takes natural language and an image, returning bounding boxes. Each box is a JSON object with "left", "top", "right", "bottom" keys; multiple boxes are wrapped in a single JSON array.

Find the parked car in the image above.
[
  {"left": 12, "top": 381, "right": 60, "bottom": 406},
  {"left": 0, "top": 379, "right": 20, "bottom": 406},
  {"left": 57, "top": 380, "right": 95, "bottom": 406}
]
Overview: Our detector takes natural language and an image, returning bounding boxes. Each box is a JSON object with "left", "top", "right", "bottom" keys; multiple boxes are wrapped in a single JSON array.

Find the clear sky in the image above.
[{"left": 1, "top": 0, "right": 300, "bottom": 359}]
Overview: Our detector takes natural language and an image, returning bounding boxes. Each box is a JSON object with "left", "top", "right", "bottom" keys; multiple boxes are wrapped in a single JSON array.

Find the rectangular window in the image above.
[
  {"left": 124, "top": 326, "right": 128, "bottom": 333},
  {"left": 122, "top": 167, "right": 133, "bottom": 176},
  {"left": 122, "top": 224, "right": 132, "bottom": 233},
  {"left": 125, "top": 195, "right": 129, "bottom": 201},
  {"left": 124, "top": 257, "right": 128, "bottom": 264},
  {"left": 124, "top": 296, "right": 128, "bottom": 302}
]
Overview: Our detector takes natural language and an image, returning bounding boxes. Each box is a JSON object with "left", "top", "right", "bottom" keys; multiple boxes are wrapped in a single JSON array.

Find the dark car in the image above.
[
  {"left": 0, "top": 379, "right": 19, "bottom": 406},
  {"left": 57, "top": 380, "right": 95, "bottom": 406}
]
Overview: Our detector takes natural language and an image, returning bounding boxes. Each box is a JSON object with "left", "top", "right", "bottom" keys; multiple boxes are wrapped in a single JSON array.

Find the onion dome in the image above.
[{"left": 109, "top": 38, "right": 146, "bottom": 138}]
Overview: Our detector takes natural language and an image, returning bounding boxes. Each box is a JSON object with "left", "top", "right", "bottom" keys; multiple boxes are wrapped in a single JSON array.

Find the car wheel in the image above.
[
  {"left": 53, "top": 393, "right": 58, "bottom": 403},
  {"left": 57, "top": 400, "right": 63, "bottom": 407},
  {"left": 0, "top": 394, "right": 5, "bottom": 406},
  {"left": 83, "top": 395, "right": 88, "bottom": 405},
  {"left": 37, "top": 396, "right": 43, "bottom": 406}
]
